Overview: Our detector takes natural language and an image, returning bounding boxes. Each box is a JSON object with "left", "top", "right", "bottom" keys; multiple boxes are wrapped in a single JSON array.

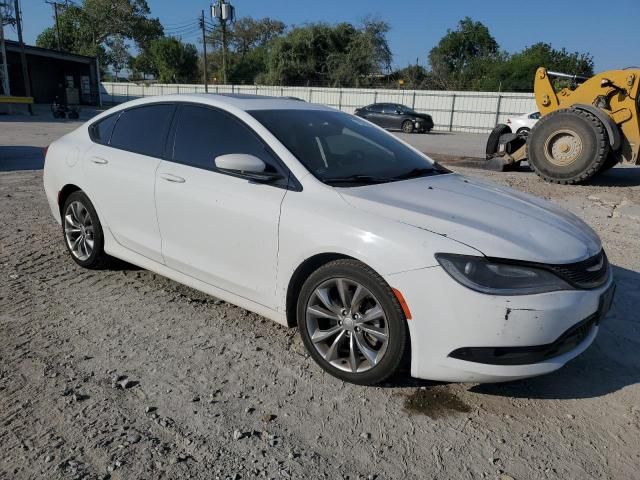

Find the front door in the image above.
[{"left": 154, "top": 104, "right": 289, "bottom": 308}]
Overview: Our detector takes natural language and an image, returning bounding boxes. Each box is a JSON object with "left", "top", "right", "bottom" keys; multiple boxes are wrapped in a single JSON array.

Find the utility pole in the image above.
[
  {"left": 0, "top": 2, "right": 11, "bottom": 96},
  {"left": 45, "top": 1, "right": 63, "bottom": 51},
  {"left": 14, "top": 0, "right": 32, "bottom": 114},
  {"left": 221, "top": 13, "right": 226, "bottom": 84},
  {"left": 211, "top": 0, "right": 234, "bottom": 85},
  {"left": 200, "top": 10, "right": 208, "bottom": 92},
  {"left": 44, "top": 1, "right": 68, "bottom": 52}
]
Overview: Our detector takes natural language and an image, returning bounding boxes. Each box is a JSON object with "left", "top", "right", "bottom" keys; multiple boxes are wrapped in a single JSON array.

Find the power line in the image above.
[
  {"left": 164, "top": 23, "right": 200, "bottom": 34},
  {"left": 166, "top": 28, "right": 201, "bottom": 39},
  {"left": 164, "top": 18, "right": 199, "bottom": 28}
]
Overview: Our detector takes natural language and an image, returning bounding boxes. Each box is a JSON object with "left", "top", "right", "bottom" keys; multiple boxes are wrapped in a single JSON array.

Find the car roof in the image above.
[
  {"left": 368, "top": 103, "right": 409, "bottom": 108},
  {"left": 106, "top": 93, "right": 331, "bottom": 113}
]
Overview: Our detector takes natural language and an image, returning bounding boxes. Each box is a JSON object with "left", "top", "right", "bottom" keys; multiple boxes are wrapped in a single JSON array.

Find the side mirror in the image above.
[{"left": 214, "top": 154, "right": 283, "bottom": 183}]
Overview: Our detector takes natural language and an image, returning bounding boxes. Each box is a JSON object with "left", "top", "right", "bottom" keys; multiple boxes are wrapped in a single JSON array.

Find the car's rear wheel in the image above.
[
  {"left": 401, "top": 120, "right": 414, "bottom": 134},
  {"left": 297, "top": 259, "right": 408, "bottom": 385},
  {"left": 62, "top": 191, "right": 111, "bottom": 269}
]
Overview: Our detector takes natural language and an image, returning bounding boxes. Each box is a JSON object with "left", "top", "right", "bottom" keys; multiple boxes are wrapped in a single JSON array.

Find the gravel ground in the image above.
[{"left": 1, "top": 117, "right": 640, "bottom": 480}]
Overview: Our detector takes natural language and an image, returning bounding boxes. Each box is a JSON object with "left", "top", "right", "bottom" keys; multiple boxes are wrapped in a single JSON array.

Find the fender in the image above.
[{"left": 571, "top": 104, "right": 622, "bottom": 151}]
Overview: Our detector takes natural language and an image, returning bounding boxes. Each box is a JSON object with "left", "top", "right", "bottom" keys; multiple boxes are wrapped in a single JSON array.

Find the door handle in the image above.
[
  {"left": 90, "top": 156, "right": 108, "bottom": 165},
  {"left": 159, "top": 173, "right": 186, "bottom": 183}
]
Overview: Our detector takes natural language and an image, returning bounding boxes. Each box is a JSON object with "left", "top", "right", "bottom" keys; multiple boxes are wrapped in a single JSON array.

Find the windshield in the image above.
[
  {"left": 249, "top": 109, "right": 446, "bottom": 186},
  {"left": 398, "top": 105, "right": 416, "bottom": 114}
]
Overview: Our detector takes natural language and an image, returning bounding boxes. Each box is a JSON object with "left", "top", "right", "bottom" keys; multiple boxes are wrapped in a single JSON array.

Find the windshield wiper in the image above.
[
  {"left": 323, "top": 174, "right": 391, "bottom": 185},
  {"left": 392, "top": 167, "right": 436, "bottom": 180}
]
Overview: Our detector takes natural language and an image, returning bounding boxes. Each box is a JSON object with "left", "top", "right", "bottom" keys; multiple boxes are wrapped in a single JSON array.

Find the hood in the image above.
[
  {"left": 412, "top": 113, "right": 432, "bottom": 121},
  {"left": 339, "top": 173, "right": 601, "bottom": 264}
]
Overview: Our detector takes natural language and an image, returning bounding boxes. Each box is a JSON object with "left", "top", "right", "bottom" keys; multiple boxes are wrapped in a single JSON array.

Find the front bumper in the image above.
[
  {"left": 414, "top": 119, "right": 434, "bottom": 131},
  {"left": 384, "top": 266, "right": 614, "bottom": 383}
]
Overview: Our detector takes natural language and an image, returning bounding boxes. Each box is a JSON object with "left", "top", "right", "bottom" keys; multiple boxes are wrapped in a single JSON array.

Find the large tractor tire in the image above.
[
  {"left": 527, "top": 108, "right": 609, "bottom": 184},
  {"left": 599, "top": 152, "right": 620, "bottom": 173}
]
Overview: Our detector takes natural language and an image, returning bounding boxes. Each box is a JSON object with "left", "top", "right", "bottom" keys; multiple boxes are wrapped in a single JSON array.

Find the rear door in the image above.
[
  {"left": 154, "top": 104, "right": 289, "bottom": 308},
  {"left": 381, "top": 104, "right": 402, "bottom": 129},
  {"left": 83, "top": 103, "right": 175, "bottom": 263},
  {"left": 364, "top": 104, "right": 387, "bottom": 128}
]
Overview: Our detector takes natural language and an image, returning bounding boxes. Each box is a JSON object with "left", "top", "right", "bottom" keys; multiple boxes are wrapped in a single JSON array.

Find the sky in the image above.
[{"left": 5, "top": 0, "right": 640, "bottom": 72}]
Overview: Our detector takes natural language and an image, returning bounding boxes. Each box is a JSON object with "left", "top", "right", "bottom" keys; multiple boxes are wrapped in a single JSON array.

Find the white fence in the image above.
[{"left": 100, "top": 82, "right": 537, "bottom": 134}]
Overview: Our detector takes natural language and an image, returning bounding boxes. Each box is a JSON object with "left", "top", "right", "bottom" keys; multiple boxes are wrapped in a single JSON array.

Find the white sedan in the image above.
[
  {"left": 43, "top": 95, "right": 614, "bottom": 385},
  {"left": 507, "top": 111, "right": 541, "bottom": 134}
]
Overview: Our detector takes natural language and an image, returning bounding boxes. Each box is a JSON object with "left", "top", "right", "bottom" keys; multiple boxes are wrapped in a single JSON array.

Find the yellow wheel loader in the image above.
[{"left": 486, "top": 67, "right": 640, "bottom": 184}]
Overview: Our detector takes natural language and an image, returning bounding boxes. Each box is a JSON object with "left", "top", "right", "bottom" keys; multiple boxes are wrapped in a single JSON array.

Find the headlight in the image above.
[{"left": 435, "top": 253, "right": 572, "bottom": 295}]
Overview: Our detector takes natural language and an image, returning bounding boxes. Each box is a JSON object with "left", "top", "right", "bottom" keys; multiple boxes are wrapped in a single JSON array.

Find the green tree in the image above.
[
  {"left": 491, "top": 43, "right": 594, "bottom": 92},
  {"left": 392, "top": 65, "right": 439, "bottom": 90},
  {"left": 425, "top": 19, "right": 594, "bottom": 92},
  {"left": 263, "top": 20, "right": 392, "bottom": 87},
  {"left": 428, "top": 17, "right": 501, "bottom": 90},
  {"left": 150, "top": 37, "right": 199, "bottom": 83},
  {"left": 36, "top": 0, "right": 163, "bottom": 75},
  {"left": 106, "top": 35, "right": 130, "bottom": 81},
  {"left": 230, "top": 17, "right": 286, "bottom": 58},
  {"left": 204, "top": 17, "right": 286, "bottom": 84},
  {"left": 129, "top": 48, "right": 158, "bottom": 80}
]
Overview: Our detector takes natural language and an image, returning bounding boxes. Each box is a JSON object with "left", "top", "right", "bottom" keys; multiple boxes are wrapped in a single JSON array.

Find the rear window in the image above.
[
  {"left": 89, "top": 113, "right": 119, "bottom": 144},
  {"left": 110, "top": 104, "right": 176, "bottom": 157}
]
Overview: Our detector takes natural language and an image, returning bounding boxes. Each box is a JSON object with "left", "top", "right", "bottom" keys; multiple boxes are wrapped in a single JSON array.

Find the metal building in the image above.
[{"left": 3, "top": 39, "right": 100, "bottom": 105}]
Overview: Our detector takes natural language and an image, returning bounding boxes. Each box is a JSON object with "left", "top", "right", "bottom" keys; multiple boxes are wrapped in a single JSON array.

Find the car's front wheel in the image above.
[
  {"left": 297, "top": 259, "right": 408, "bottom": 385},
  {"left": 62, "top": 191, "right": 111, "bottom": 269},
  {"left": 401, "top": 120, "right": 414, "bottom": 134}
]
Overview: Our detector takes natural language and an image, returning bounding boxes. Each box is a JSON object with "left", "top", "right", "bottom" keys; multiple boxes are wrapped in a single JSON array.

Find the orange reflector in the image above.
[{"left": 392, "top": 288, "right": 412, "bottom": 320}]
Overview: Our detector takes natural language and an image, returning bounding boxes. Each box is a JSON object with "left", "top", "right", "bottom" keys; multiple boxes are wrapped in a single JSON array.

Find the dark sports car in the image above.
[{"left": 354, "top": 103, "right": 434, "bottom": 133}]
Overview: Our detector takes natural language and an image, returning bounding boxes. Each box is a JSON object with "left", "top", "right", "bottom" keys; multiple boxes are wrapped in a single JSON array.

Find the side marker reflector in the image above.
[{"left": 392, "top": 288, "right": 412, "bottom": 320}]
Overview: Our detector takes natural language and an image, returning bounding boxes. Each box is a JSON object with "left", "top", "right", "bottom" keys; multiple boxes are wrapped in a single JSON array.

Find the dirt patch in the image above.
[
  {"left": 1, "top": 122, "right": 639, "bottom": 480},
  {"left": 404, "top": 387, "right": 471, "bottom": 419}
]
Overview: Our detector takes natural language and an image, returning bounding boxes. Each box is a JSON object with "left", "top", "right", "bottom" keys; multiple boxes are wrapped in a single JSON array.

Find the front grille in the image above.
[{"left": 548, "top": 250, "right": 609, "bottom": 289}]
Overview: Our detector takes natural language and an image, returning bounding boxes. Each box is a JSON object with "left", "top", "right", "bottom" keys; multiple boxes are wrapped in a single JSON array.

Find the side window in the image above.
[
  {"left": 110, "top": 104, "right": 175, "bottom": 157},
  {"left": 368, "top": 104, "right": 383, "bottom": 113},
  {"left": 172, "top": 105, "right": 277, "bottom": 172},
  {"left": 382, "top": 104, "right": 398, "bottom": 114},
  {"left": 89, "top": 112, "right": 119, "bottom": 144},
  {"left": 530, "top": 112, "right": 541, "bottom": 119}
]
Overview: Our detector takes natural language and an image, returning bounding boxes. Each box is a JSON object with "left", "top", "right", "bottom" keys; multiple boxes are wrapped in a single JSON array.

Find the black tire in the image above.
[
  {"left": 62, "top": 191, "right": 111, "bottom": 269},
  {"left": 527, "top": 108, "right": 609, "bottom": 184},
  {"left": 486, "top": 124, "right": 512, "bottom": 159},
  {"left": 401, "top": 120, "right": 414, "bottom": 134},
  {"left": 516, "top": 127, "right": 530, "bottom": 136},
  {"left": 297, "top": 259, "right": 408, "bottom": 385},
  {"left": 599, "top": 152, "right": 620, "bottom": 173}
]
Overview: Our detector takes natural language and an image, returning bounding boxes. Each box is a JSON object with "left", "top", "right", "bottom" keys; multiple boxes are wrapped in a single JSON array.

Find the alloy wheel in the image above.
[
  {"left": 64, "top": 201, "right": 95, "bottom": 261},
  {"left": 305, "top": 277, "right": 389, "bottom": 373}
]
